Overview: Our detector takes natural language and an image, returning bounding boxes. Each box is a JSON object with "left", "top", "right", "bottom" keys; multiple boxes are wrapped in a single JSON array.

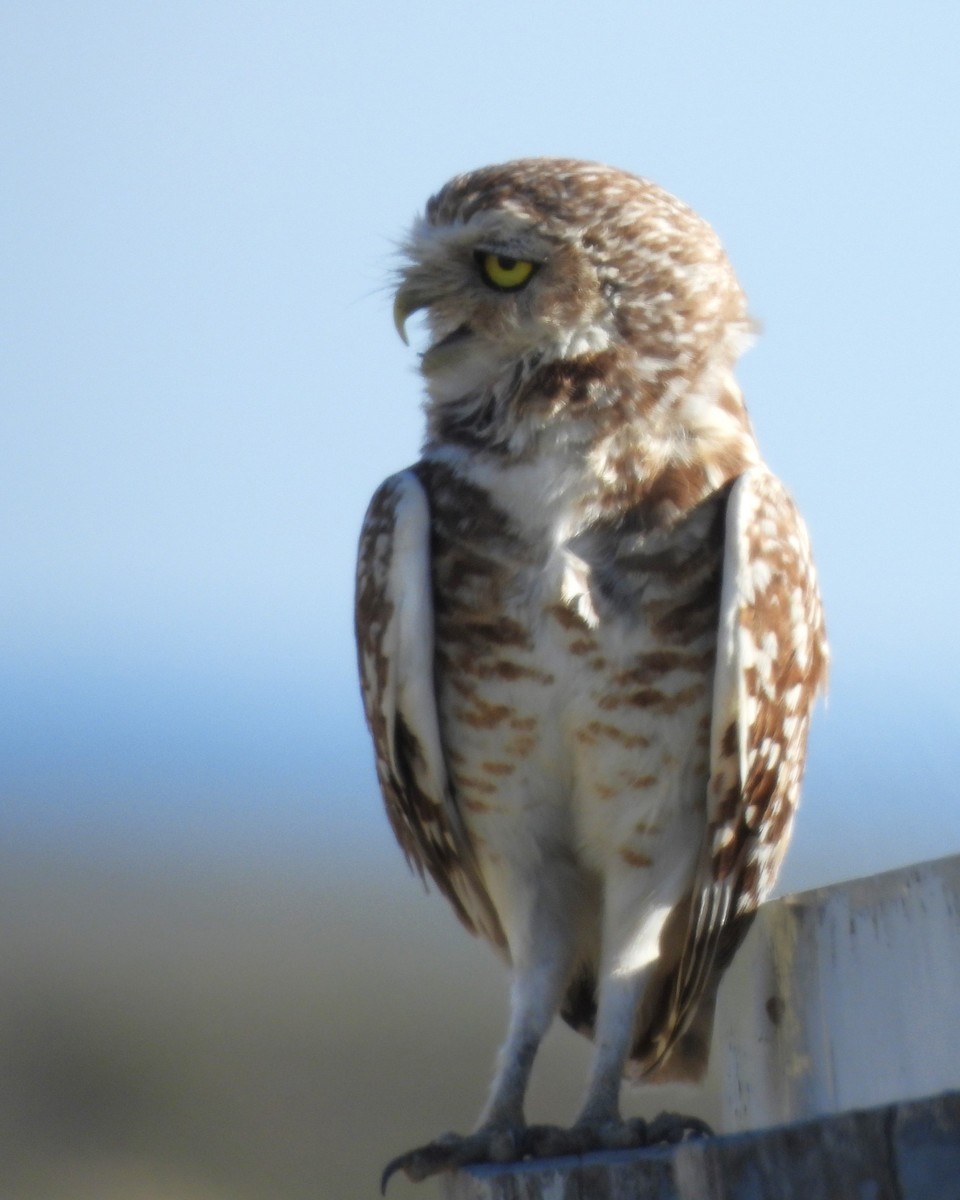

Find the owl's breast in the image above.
[{"left": 416, "top": 452, "right": 727, "bottom": 879}]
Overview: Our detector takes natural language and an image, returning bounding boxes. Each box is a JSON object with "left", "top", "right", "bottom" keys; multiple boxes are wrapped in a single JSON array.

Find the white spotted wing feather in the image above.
[
  {"left": 355, "top": 471, "right": 505, "bottom": 947},
  {"left": 644, "top": 467, "right": 827, "bottom": 1071}
]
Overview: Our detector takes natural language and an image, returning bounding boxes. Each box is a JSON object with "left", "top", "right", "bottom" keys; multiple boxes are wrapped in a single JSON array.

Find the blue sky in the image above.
[{"left": 3, "top": 1, "right": 959, "bottom": 891}]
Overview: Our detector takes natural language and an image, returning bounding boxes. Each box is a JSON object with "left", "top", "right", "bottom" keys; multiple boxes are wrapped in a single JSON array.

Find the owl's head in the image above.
[{"left": 395, "top": 159, "right": 754, "bottom": 454}]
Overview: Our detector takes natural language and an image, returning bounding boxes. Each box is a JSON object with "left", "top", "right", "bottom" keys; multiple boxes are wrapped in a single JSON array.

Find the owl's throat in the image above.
[{"left": 421, "top": 323, "right": 472, "bottom": 373}]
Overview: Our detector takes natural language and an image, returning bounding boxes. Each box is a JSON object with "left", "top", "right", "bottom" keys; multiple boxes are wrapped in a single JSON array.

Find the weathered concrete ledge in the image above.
[
  {"left": 710, "top": 853, "right": 960, "bottom": 1132},
  {"left": 441, "top": 1089, "right": 960, "bottom": 1200}
]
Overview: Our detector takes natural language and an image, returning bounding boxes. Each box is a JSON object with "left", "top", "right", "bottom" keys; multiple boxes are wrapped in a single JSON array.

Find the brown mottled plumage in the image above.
[{"left": 355, "top": 159, "right": 827, "bottom": 1186}]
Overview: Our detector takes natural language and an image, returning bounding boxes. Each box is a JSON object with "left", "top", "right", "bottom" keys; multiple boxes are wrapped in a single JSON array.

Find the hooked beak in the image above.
[
  {"left": 393, "top": 286, "right": 428, "bottom": 346},
  {"left": 393, "top": 280, "right": 472, "bottom": 375}
]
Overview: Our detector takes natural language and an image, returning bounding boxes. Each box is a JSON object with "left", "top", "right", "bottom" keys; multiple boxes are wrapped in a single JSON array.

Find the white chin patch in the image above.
[{"left": 424, "top": 338, "right": 501, "bottom": 402}]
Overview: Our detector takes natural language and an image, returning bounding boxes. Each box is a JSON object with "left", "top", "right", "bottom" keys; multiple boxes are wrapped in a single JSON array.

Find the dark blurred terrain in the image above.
[
  {"left": 2, "top": 645, "right": 958, "bottom": 1200},
  {"left": 0, "top": 627, "right": 955, "bottom": 1200},
  {"left": 2, "top": 681, "right": 959, "bottom": 1199},
  {"left": 2, "top": 841, "right": 684, "bottom": 1200}
]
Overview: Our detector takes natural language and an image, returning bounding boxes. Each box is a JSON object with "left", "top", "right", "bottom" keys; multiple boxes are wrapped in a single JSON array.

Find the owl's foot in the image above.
[
  {"left": 380, "top": 1124, "right": 525, "bottom": 1192},
  {"left": 381, "top": 1112, "right": 711, "bottom": 1189},
  {"left": 645, "top": 1110, "right": 713, "bottom": 1144},
  {"left": 523, "top": 1111, "right": 710, "bottom": 1158}
]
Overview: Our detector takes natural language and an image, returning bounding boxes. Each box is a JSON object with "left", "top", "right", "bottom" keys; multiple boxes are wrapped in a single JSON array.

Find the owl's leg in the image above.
[
  {"left": 526, "top": 865, "right": 710, "bottom": 1160},
  {"left": 576, "top": 965, "right": 649, "bottom": 1126},
  {"left": 569, "top": 966, "right": 711, "bottom": 1148},
  {"left": 381, "top": 873, "right": 581, "bottom": 1189},
  {"left": 523, "top": 942, "right": 655, "bottom": 1157},
  {"left": 576, "top": 856, "right": 680, "bottom": 1129},
  {"left": 477, "top": 935, "right": 575, "bottom": 1129}
]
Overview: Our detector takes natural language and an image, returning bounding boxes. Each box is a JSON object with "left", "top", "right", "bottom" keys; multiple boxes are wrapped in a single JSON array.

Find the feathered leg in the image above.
[
  {"left": 528, "top": 863, "right": 712, "bottom": 1160},
  {"left": 382, "top": 880, "right": 580, "bottom": 1189}
]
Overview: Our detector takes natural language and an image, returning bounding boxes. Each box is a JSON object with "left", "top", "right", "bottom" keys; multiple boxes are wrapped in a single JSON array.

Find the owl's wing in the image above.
[
  {"left": 355, "top": 471, "right": 506, "bottom": 949},
  {"left": 643, "top": 466, "right": 828, "bottom": 1073},
  {"left": 706, "top": 467, "right": 828, "bottom": 912}
]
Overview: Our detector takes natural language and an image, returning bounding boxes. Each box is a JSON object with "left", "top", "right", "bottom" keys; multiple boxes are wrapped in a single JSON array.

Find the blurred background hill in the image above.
[{"left": 3, "top": 3, "right": 959, "bottom": 1197}]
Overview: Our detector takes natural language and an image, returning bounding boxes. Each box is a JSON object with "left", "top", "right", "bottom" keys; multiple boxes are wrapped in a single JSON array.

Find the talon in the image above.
[
  {"left": 380, "top": 1132, "right": 463, "bottom": 1191},
  {"left": 380, "top": 1154, "right": 405, "bottom": 1194},
  {"left": 380, "top": 1124, "right": 528, "bottom": 1189},
  {"left": 380, "top": 1150, "right": 425, "bottom": 1192}
]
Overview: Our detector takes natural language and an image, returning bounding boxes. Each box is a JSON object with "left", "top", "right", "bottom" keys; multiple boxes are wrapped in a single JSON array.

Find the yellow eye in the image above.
[{"left": 476, "top": 251, "right": 537, "bottom": 292}]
